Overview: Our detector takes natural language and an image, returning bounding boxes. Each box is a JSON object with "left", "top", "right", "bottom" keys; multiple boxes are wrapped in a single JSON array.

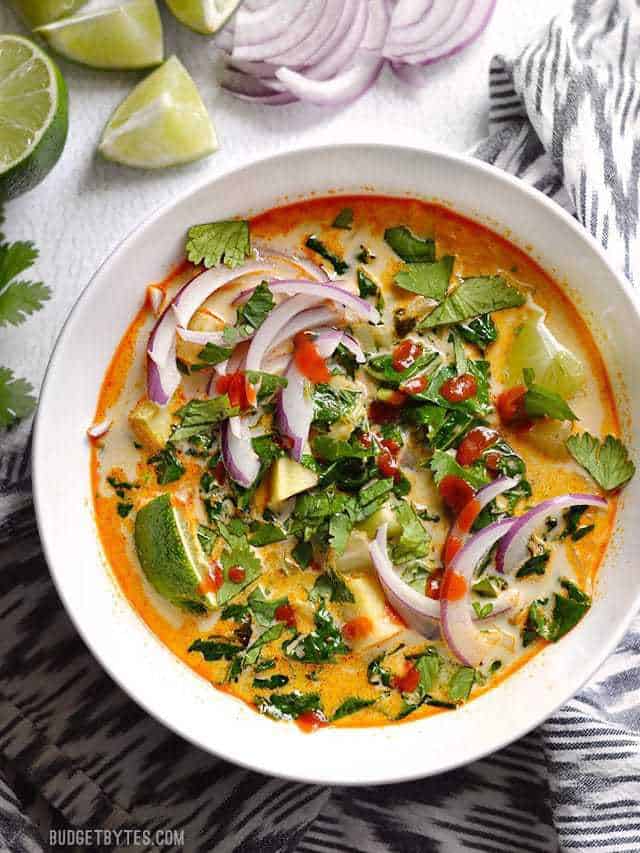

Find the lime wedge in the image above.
[
  {"left": 505, "top": 311, "right": 586, "bottom": 398},
  {"left": 165, "top": 0, "right": 242, "bottom": 34},
  {"left": 0, "top": 35, "right": 68, "bottom": 200},
  {"left": 35, "top": 0, "right": 163, "bottom": 70},
  {"left": 98, "top": 56, "right": 217, "bottom": 168},
  {"left": 135, "top": 493, "right": 216, "bottom": 612},
  {"left": 10, "top": 0, "right": 87, "bottom": 28}
]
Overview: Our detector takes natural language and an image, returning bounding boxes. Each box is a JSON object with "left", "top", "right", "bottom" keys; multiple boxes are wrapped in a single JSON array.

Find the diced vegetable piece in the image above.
[
  {"left": 269, "top": 456, "right": 318, "bottom": 507},
  {"left": 344, "top": 575, "right": 404, "bottom": 649},
  {"left": 335, "top": 530, "right": 374, "bottom": 575},
  {"left": 506, "top": 313, "right": 585, "bottom": 398},
  {"left": 356, "top": 505, "right": 402, "bottom": 540},
  {"left": 129, "top": 398, "right": 173, "bottom": 451}
]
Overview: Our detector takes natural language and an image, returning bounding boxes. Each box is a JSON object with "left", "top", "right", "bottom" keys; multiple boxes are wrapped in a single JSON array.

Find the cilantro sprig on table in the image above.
[{"left": 0, "top": 211, "right": 51, "bottom": 428}]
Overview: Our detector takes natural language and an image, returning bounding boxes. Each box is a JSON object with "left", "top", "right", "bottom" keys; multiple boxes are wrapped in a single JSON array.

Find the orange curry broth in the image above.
[{"left": 91, "top": 195, "right": 619, "bottom": 728}]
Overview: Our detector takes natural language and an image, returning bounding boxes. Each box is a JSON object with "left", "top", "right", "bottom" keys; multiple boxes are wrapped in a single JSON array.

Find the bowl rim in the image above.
[{"left": 32, "top": 141, "right": 640, "bottom": 785}]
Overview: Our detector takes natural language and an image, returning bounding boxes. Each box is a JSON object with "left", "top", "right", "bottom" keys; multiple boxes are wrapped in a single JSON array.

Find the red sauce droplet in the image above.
[
  {"left": 393, "top": 663, "right": 420, "bottom": 693},
  {"left": 440, "top": 372, "right": 478, "bottom": 402},
  {"left": 456, "top": 497, "right": 481, "bottom": 534},
  {"left": 342, "top": 616, "right": 373, "bottom": 642},
  {"left": 426, "top": 567, "right": 444, "bottom": 600},
  {"left": 377, "top": 447, "right": 400, "bottom": 480},
  {"left": 392, "top": 339, "right": 423, "bottom": 372},
  {"left": 296, "top": 711, "right": 328, "bottom": 733},
  {"left": 438, "top": 475, "right": 475, "bottom": 514},
  {"left": 441, "top": 570, "right": 468, "bottom": 602},
  {"left": 228, "top": 566, "right": 246, "bottom": 584},
  {"left": 214, "top": 459, "right": 226, "bottom": 486},
  {"left": 456, "top": 426, "right": 499, "bottom": 466},
  {"left": 369, "top": 401, "right": 401, "bottom": 424},
  {"left": 293, "top": 332, "right": 331, "bottom": 383},
  {"left": 399, "top": 375, "right": 428, "bottom": 395},
  {"left": 216, "top": 370, "right": 254, "bottom": 410},
  {"left": 443, "top": 536, "right": 462, "bottom": 567},
  {"left": 496, "top": 385, "right": 530, "bottom": 427},
  {"left": 380, "top": 437, "right": 401, "bottom": 456},
  {"left": 274, "top": 603, "right": 296, "bottom": 628},
  {"left": 358, "top": 431, "right": 373, "bottom": 448},
  {"left": 199, "top": 562, "right": 223, "bottom": 595},
  {"left": 485, "top": 450, "right": 503, "bottom": 477}
]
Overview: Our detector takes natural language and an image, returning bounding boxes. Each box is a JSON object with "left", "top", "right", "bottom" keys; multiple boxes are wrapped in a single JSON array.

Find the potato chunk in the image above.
[
  {"left": 269, "top": 457, "right": 318, "bottom": 507},
  {"left": 129, "top": 399, "right": 172, "bottom": 452},
  {"left": 344, "top": 575, "right": 403, "bottom": 650}
]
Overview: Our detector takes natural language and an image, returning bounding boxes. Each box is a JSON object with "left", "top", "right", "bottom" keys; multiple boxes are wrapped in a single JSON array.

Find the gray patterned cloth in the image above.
[{"left": 1, "top": 1, "right": 639, "bottom": 851}]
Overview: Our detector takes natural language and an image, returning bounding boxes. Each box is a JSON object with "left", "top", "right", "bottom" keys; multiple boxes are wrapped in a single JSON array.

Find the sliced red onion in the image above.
[
  {"left": 87, "top": 419, "right": 111, "bottom": 439},
  {"left": 304, "top": 0, "right": 369, "bottom": 81},
  {"left": 221, "top": 419, "right": 261, "bottom": 488},
  {"left": 233, "top": 0, "right": 308, "bottom": 50},
  {"left": 254, "top": 244, "right": 328, "bottom": 281},
  {"left": 391, "top": 0, "right": 434, "bottom": 30},
  {"left": 246, "top": 293, "right": 321, "bottom": 374},
  {"left": 340, "top": 332, "right": 366, "bottom": 363},
  {"left": 240, "top": 1, "right": 327, "bottom": 63},
  {"left": 147, "top": 262, "right": 276, "bottom": 405},
  {"left": 235, "top": 280, "right": 379, "bottom": 324},
  {"left": 441, "top": 517, "right": 517, "bottom": 666},
  {"left": 275, "top": 53, "right": 383, "bottom": 107},
  {"left": 176, "top": 326, "right": 227, "bottom": 346},
  {"left": 495, "top": 493, "right": 607, "bottom": 575},
  {"left": 262, "top": 353, "right": 290, "bottom": 375},
  {"left": 303, "top": 0, "right": 360, "bottom": 68},
  {"left": 267, "top": 0, "right": 340, "bottom": 67},
  {"left": 276, "top": 329, "right": 344, "bottom": 461},
  {"left": 370, "top": 523, "right": 441, "bottom": 637},
  {"left": 445, "top": 476, "right": 521, "bottom": 562},
  {"left": 274, "top": 306, "right": 341, "bottom": 347}
]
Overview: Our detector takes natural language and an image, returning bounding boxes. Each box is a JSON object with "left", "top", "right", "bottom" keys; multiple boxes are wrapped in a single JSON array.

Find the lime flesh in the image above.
[
  {"left": 165, "top": 0, "right": 242, "bottom": 35},
  {"left": 35, "top": 0, "right": 164, "bottom": 70},
  {"left": 0, "top": 35, "right": 68, "bottom": 200},
  {"left": 505, "top": 312, "right": 586, "bottom": 398},
  {"left": 99, "top": 55, "right": 217, "bottom": 169},
  {"left": 135, "top": 493, "right": 215, "bottom": 612},
  {"left": 10, "top": 0, "right": 88, "bottom": 28}
]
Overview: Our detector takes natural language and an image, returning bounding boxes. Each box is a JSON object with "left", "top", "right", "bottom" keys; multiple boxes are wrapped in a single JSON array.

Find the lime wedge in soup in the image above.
[
  {"left": 506, "top": 311, "right": 585, "bottom": 398},
  {"left": 135, "top": 494, "right": 215, "bottom": 612},
  {"left": 165, "top": 0, "right": 242, "bottom": 34},
  {"left": 0, "top": 35, "right": 68, "bottom": 200},
  {"left": 35, "top": 0, "right": 163, "bottom": 70},
  {"left": 99, "top": 56, "right": 218, "bottom": 169},
  {"left": 10, "top": 0, "right": 87, "bottom": 28}
]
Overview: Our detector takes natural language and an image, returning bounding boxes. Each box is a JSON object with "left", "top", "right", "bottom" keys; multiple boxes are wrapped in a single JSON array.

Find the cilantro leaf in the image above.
[
  {"left": 365, "top": 350, "right": 440, "bottom": 388},
  {"left": 256, "top": 691, "right": 322, "bottom": 721},
  {"left": 248, "top": 522, "right": 287, "bottom": 547},
  {"left": 253, "top": 674, "right": 289, "bottom": 689},
  {"left": 224, "top": 281, "right": 275, "bottom": 346},
  {"left": 283, "top": 607, "right": 349, "bottom": 663},
  {"left": 188, "top": 637, "right": 244, "bottom": 661},
  {"left": 566, "top": 432, "right": 635, "bottom": 491},
  {"left": 357, "top": 267, "right": 379, "bottom": 299},
  {"left": 194, "top": 343, "right": 234, "bottom": 367},
  {"left": 419, "top": 276, "right": 525, "bottom": 329},
  {"left": 312, "top": 435, "right": 369, "bottom": 461},
  {"left": 329, "top": 513, "right": 352, "bottom": 555},
  {"left": 394, "top": 256, "right": 453, "bottom": 301},
  {"left": 392, "top": 502, "right": 430, "bottom": 564},
  {"left": 247, "top": 587, "right": 289, "bottom": 625},
  {"left": 309, "top": 570, "right": 354, "bottom": 604},
  {"left": 217, "top": 527, "right": 262, "bottom": 605},
  {"left": 332, "top": 696, "right": 375, "bottom": 721},
  {"left": 522, "top": 368, "right": 577, "bottom": 421},
  {"left": 448, "top": 666, "right": 476, "bottom": 702},
  {"left": 0, "top": 279, "right": 51, "bottom": 328},
  {"left": 172, "top": 395, "right": 239, "bottom": 443},
  {"left": 0, "top": 367, "right": 36, "bottom": 427},
  {"left": 148, "top": 446, "right": 185, "bottom": 484},
  {"left": 243, "top": 623, "right": 284, "bottom": 666},
  {"left": 384, "top": 226, "right": 435, "bottom": 263},
  {"left": 313, "top": 384, "right": 359, "bottom": 425},
  {"left": 305, "top": 235, "right": 348, "bottom": 275},
  {"left": 186, "top": 220, "right": 250, "bottom": 269},
  {"left": 429, "top": 449, "right": 489, "bottom": 490},
  {"left": 457, "top": 314, "right": 498, "bottom": 350},
  {"left": 332, "top": 208, "right": 353, "bottom": 229}
]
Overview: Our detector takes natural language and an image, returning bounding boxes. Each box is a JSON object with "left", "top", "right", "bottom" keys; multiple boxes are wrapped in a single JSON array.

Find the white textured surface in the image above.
[{"left": 1, "top": 0, "right": 566, "bottom": 392}]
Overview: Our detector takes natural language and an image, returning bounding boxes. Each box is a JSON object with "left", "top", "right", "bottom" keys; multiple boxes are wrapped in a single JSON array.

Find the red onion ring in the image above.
[
  {"left": 495, "top": 493, "right": 608, "bottom": 575},
  {"left": 276, "top": 329, "right": 344, "bottom": 461},
  {"left": 234, "top": 280, "right": 379, "bottom": 324},
  {"left": 221, "top": 419, "right": 261, "bottom": 488},
  {"left": 254, "top": 244, "right": 329, "bottom": 281},
  {"left": 441, "top": 517, "right": 517, "bottom": 667}
]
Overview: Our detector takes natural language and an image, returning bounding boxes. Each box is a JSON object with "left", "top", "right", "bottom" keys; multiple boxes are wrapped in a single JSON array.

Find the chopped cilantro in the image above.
[
  {"left": 117, "top": 502, "right": 133, "bottom": 518},
  {"left": 516, "top": 551, "right": 550, "bottom": 578},
  {"left": 193, "top": 343, "right": 234, "bottom": 367},
  {"left": 249, "top": 522, "right": 287, "bottom": 547},
  {"left": 313, "top": 384, "right": 359, "bottom": 425},
  {"left": 256, "top": 691, "right": 322, "bottom": 721},
  {"left": 429, "top": 449, "right": 489, "bottom": 490},
  {"left": 283, "top": 607, "right": 349, "bottom": 663},
  {"left": 305, "top": 235, "right": 348, "bottom": 275},
  {"left": 172, "top": 395, "right": 238, "bottom": 443},
  {"left": 248, "top": 587, "right": 288, "bottom": 626},
  {"left": 384, "top": 226, "right": 435, "bottom": 263},
  {"left": 148, "top": 446, "right": 184, "bottom": 484},
  {"left": 457, "top": 314, "right": 497, "bottom": 350},
  {"left": 188, "top": 637, "right": 244, "bottom": 661},
  {"left": 224, "top": 282, "right": 275, "bottom": 346},
  {"left": 448, "top": 666, "right": 476, "bottom": 702},
  {"left": 357, "top": 267, "right": 379, "bottom": 299},
  {"left": 522, "top": 368, "right": 577, "bottom": 421},
  {"left": 332, "top": 696, "right": 375, "bottom": 721},
  {"left": 253, "top": 674, "right": 289, "bottom": 690},
  {"left": 332, "top": 207, "right": 353, "bottom": 229}
]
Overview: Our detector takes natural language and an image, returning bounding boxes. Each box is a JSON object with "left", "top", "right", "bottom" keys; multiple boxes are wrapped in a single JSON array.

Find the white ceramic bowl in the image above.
[{"left": 33, "top": 144, "right": 640, "bottom": 785}]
